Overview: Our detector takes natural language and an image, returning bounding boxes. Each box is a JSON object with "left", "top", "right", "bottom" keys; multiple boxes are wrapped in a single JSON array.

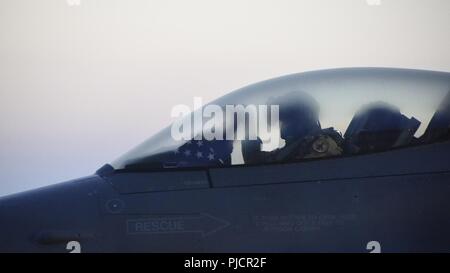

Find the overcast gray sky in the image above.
[{"left": 0, "top": 0, "right": 449, "bottom": 196}]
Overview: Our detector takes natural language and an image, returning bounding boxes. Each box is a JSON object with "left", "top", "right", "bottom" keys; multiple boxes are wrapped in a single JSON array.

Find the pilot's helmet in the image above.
[
  {"left": 344, "top": 101, "right": 420, "bottom": 153},
  {"left": 267, "top": 91, "right": 321, "bottom": 141}
]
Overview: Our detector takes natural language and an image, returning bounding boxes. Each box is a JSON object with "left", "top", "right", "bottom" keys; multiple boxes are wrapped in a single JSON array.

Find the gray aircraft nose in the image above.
[{"left": 0, "top": 175, "right": 103, "bottom": 252}]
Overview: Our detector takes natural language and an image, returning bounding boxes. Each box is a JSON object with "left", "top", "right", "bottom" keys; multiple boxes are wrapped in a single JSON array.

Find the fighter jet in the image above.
[{"left": 1, "top": 67, "right": 450, "bottom": 253}]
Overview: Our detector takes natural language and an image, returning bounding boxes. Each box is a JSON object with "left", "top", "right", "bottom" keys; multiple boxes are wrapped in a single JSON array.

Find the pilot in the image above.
[
  {"left": 242, "top": 91, "right": 344, "bottom": 163},
  {"left": 344, "top": 101, "right": 420, "bottom": 154}
]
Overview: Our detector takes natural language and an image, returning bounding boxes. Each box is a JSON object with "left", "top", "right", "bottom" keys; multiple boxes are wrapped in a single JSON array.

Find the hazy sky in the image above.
[{"left": 0, "top": 0, "right": 449, "bottom": 196}]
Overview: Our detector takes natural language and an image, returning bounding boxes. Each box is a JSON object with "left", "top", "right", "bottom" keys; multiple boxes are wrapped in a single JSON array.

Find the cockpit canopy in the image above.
[{"left": 111, "top": 68, "right": 450, "bottom": 171}]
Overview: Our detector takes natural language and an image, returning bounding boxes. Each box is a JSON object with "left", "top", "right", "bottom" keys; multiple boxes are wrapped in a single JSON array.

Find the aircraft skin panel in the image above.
[
  {"left": 106, "top": 171, "right": 210, "bottom": 194},
  {"left": 210, "top": 141, "right": 450, "bottom": 188},
  {"left": 1, "top": 142, "right": 450, "bottom": 252},
  {"left": 93, "top": 171, "right": 450, "bottom": 252},
  {"left": 90, "top": 143, "right": 450, "bottom": 252}
]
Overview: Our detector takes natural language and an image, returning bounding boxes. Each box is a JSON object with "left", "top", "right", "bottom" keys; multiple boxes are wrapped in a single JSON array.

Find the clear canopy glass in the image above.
[{"left": 111, "top": 68, "right": 450, "bottom": 171}]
